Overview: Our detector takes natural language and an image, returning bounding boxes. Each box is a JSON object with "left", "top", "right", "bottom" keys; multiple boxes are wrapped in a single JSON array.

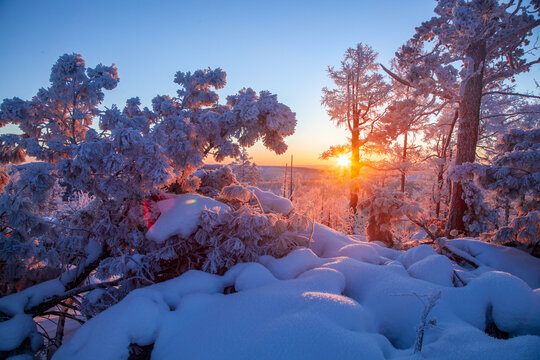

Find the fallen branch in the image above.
[
  {"left": 452, "top": 270, "right": 467, "bottom": 287},
  {"left": 39, "top": 310, "right": 85, "bottom": 325},
  {"left": 27, "top": 278, "right": 122, "bottom": 318},
  {"left": 437, "top": 240, "right": 480, "bottom": 269}
]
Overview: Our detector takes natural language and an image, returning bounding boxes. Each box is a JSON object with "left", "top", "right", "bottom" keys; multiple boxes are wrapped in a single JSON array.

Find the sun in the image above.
[{"left": 336, "top": 153, "right": 351, "bottom": 167}]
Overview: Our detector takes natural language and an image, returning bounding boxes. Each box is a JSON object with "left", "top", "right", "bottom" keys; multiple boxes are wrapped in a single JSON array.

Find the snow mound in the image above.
[
  {"left": 444, "top": 238, "right": 540, "bottom": 288},
  {"left": 145, "top": 193, "right": 229, "bottom": 243},
  {"left": 54, "top": 228, "right": 540, "bottom": 359},
  {"left": 407, "top": 255, "right": 454, "bottom": 286},
  {"left": 247, "top": 186, "right": 293, "bottom": 215},
  {"left": 0, "top": 314, "right": 37, "bottom": 351}
]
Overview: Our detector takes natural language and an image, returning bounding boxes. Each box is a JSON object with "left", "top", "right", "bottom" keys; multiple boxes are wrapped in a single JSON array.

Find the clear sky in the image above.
[{"left": 1, "top": 0, "right": 537, "bottom": 167}]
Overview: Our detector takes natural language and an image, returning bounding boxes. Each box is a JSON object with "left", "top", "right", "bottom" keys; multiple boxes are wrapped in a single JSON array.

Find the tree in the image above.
[
  {"left": 423, "top": 106, "right": 459, "bottom": 219},
  {"left": 380, "top": 84, "right": 440, "bottom": 193},
  {"left": 477, "top": 92, "right": 540, "bottom": 162},
  {"left": 394, "top": 0, "right": 539, "bottom": 234},
  {"left": 476, "top": 127, "right": 539, "bottom": 251},
  {"left": 0, "top": 54, "right": 301, "bottom": 356},
  {"left": 322, "top": 43, "right": 391, "bottom": 211}
]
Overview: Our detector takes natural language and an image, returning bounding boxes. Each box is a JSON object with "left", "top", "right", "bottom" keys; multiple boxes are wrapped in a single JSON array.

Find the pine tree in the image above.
[{"left": 394, "top": 0, "right": 539, "bottom": 234}]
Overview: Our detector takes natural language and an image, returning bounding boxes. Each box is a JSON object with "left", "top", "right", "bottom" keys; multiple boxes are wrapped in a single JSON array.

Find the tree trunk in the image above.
[
  {"left": 504, "top": 199, "right": 510, "bottom": 226},
  {"left": 283, "top": 163, "right": 287, "bottom": 198},
  {"left": 289, "top": 155, "right": 293, "bottom": 200},
  {"left": 366, "top": 214, "right": 393, "bottom": 247},
  {"left": 446, "top": 41, "right": 486, "bottom": 235},
  {"left": 400, "top": 131, "right": 408, "bottom": 193},
  {"left": 435, "top": 165, "right": 443, "bottom": 219},
  {"left": 446, "top": 147, "right": 453, "bottom": 206},
  {"left": 350, "top": 118, "right": 360, "bottom": 212}
]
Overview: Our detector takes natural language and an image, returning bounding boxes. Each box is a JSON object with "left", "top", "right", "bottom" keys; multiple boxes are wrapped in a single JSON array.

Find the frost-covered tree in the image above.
[
  {"left": 478, "top": 93, "right": 540, "bottom": 161},
  {"left": 0, "top": 53, "right": 119, "bottom": 162},
  {"left": 0, "top": 54, "right": 299, "bottom": 357},
  {"left": 476, "top": 128, "right": 539, "bottom": 250},
  {"left": 381, "top": 90, "right": 440, "bottom": 193},
  {"left": 152, "top": 69, "right": 295, "bottom": 192},
  {"left": 394, "top": 0, "right": 539, "bottom": 234},
  {"left": 0, "top": 54, "right": 121, "bottom": 296},
  {"left": 322, "top": 43, "right": 391, "bottom": 211}
]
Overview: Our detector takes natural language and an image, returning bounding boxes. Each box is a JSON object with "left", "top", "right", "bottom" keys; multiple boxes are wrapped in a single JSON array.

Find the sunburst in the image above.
[{"left": 336, "top": 153, "right": 351, "bottom": 167}]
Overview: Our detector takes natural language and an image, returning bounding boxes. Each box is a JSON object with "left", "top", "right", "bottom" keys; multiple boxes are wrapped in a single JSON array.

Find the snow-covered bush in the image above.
[
  {"left": 358, "top": 186, "right": 421, "bottom": 247},
  {"left": 191, "top": 204, "right": 310, "bottom": 274},
  {"left": 197, "top": 165, "right": 237, "bottom": 197},
  {"left": 129, "top": 189, "right": 311, "bottom": 287},
  {"left": 492, "top": 211, "right": 539, "bottom": 251},
  {"left": 0, "top": 54, "right": 297, "bottom": 357}
]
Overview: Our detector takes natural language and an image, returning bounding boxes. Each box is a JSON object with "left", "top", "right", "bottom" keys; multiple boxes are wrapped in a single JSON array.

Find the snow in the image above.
[
  {"left": 145, "top": 193, "right": 230, "bottom": 243},
  {"left": 54, "top": 223, "right": 540, "bottom": 359},
  {"left": 407, "top": 255, "right": 454, "bottom": 287},
  {"left": 0, "top": 279, "right": 64, "bottom": 316},
  {"left": 0, "top": 314, "right": 36, "bottom": 351},
  {"left": 443, "top": 238, "right": 540, "bottom": 288},
  {"left": 411, "top": 230, "right": 428, "bottom": 240},
  {"left": 233, "top": 263, "right": 278, "bottom": 292},
  {"left": 247, "top": 186, "right": 293, "bottom": 215}
]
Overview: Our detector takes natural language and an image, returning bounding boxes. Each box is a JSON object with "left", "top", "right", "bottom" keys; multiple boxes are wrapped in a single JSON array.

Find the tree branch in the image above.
[
  {"left": 379, "top": 64, "right": 412, "bottom": 87},
  {"left": 480, "top": 110, "right": 540, "bottom": 120},
  {"left": 28, "top": 277, "right": 121, "bottom": 318},
  {"left": 482, "top": 91, "right": 540, "bottom": 99}
]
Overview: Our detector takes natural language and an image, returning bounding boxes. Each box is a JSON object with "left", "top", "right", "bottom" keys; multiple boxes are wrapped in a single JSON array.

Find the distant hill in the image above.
[{"left": 258, "top": 165, "right": 326, "bottom": 182}]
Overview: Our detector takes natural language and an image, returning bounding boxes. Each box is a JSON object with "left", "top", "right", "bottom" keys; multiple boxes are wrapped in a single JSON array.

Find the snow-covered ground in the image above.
[{"left": 54, "top": 223, "right": 540, "bottom": 359}]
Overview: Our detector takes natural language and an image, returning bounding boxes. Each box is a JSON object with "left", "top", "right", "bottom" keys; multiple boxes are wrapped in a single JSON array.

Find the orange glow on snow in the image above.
[
  {"left": 185, "top": 199, "right": 196, "bottom": 204},
  {"left": 143, "top": 199, "right": 153, "bottom": 231}
]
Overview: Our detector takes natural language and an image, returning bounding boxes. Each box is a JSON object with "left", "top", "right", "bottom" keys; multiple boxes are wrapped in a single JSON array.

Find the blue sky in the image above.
[{"left": 1, "top": 0, "right": 538, "bottom": 166}]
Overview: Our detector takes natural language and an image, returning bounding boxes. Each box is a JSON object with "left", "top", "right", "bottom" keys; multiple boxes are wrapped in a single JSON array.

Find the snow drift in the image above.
[{"left": 53, "top": 224, "right": 540, "bottom": 359}]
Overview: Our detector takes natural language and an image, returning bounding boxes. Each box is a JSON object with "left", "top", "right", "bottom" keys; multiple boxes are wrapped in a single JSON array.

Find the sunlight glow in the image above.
[
  {"left": 185, "top": 199, "right": 196, "bottom": 204},
  {"left": 336, "top": 153, "right": 351, "bottom": 167}
]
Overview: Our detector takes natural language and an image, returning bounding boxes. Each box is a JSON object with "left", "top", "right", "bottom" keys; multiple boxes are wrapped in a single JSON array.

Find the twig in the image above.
[
  {"left": 307, "top": 217, "right": 316, "bottom": 248},
  {"left": 482, "top": 90, "right": 540, "bottom": 99},
  {"left": 39, "top": 311, "right": 85, "bottom": 325},
  {"left": 406, "top": 214, "right": 437, "bottom": 241},
  {"left": 413, "top": 290, "right": 442, "bottom": 353}
]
